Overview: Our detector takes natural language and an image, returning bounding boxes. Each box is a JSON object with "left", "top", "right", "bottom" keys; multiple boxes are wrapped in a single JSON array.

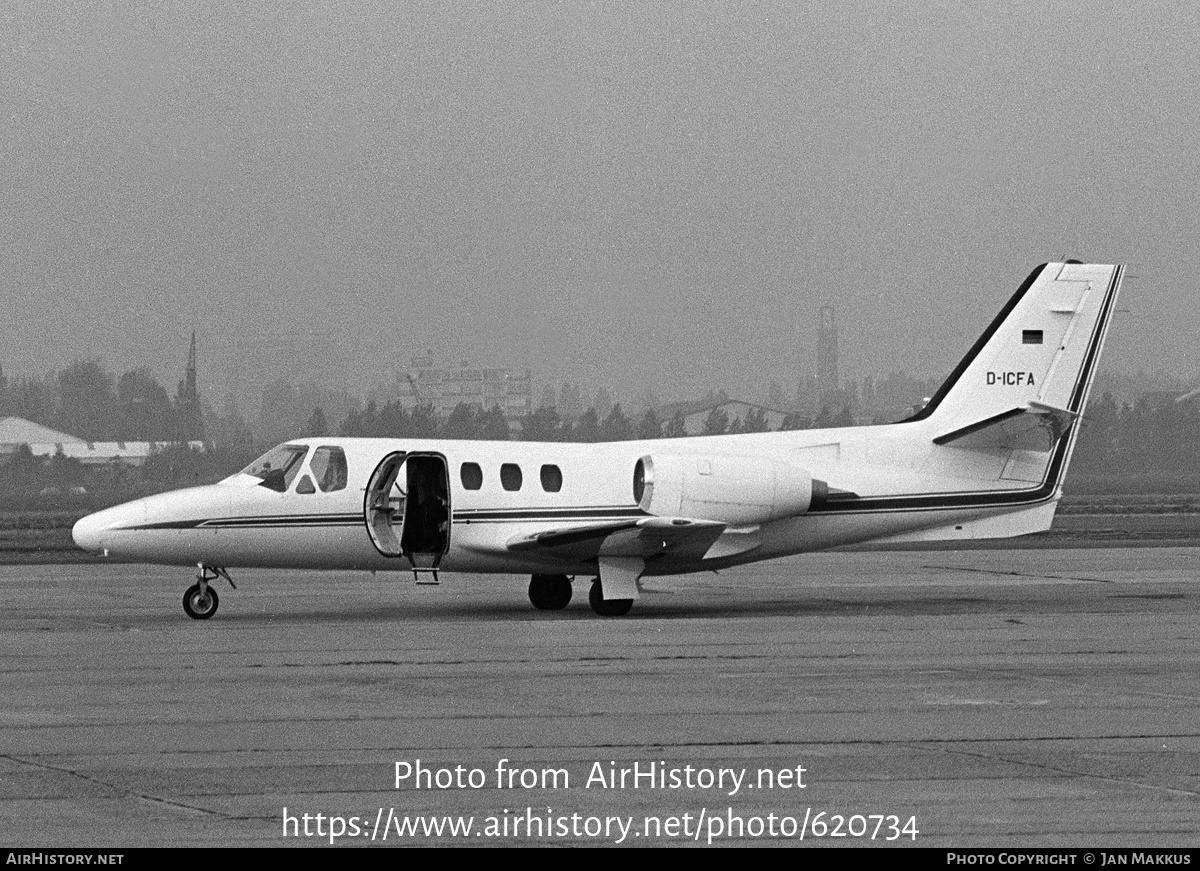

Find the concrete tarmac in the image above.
[{"left": 1, "top": 548, "right": 1198, "bottom": 848}]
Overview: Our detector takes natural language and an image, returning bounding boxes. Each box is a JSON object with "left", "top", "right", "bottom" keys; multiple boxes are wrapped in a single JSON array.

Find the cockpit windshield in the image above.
[{"left": 241, "top": 444, "right": 309, "bottom": 492}]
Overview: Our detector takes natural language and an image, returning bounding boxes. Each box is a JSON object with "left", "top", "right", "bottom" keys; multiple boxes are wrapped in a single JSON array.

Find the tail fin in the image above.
[
  {"left": 861, "top": 263, "right": 1124, "bottom": 545},
  {"left": 907, "top": 262, "right": 1124, "bottom": 457}
]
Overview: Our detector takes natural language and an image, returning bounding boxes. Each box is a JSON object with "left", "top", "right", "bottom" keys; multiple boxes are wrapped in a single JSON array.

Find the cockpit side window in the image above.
[
  {"left": 310, "top": 446, "right": 349, "bottom": 492},
  {"left": 242, "top": 444, "right": 309, "bottom": 492}
]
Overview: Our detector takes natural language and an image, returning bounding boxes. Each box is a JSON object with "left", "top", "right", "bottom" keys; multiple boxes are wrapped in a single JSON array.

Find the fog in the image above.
[{"left": 2, "top": 1, "right": 1197, "bottom": 408}]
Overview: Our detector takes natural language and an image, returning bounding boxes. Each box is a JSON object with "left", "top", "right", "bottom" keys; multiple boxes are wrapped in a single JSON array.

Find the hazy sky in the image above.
[{"left": 2, "top": 1, "right": 1197, "bottom": 409}]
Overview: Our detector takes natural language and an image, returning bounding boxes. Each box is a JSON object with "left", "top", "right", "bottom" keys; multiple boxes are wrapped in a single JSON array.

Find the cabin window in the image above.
[
  {"left": 460, "top": 462, "right": 483, "bottom": 490},
  {"left": 540, "top": 464, "right": 563, "bottom": 492},
  {"left": 242, "top": 444, "right": 308, "bottom": 492},
  {"left": 310, "top": 446, "right": 348, "bottom": 492},
  {"left": 295, "top": 474, "right": 316, "bottom": 494},
  {"left": 500, "top": 463, "right": 523, "bottom": 491},
  {"left": 1022, "top": 329, "right": 1043, "bottom": 344}
]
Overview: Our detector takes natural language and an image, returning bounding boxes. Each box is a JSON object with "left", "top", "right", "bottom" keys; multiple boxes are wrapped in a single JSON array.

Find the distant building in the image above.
[
  {"left": 653, "top": 399, "right": 790, "bottom": 435},
  {"left": 817, "top": 306, "right": 838, "bottom": 402},
  {"left": 0, "top": 418, "right": 83, "bottom": 452},
  {"left": 373, "top": 355, "right": 533, "bottom": 423},
  {"left": 177, "top": 331, "right": 205, "bottom": 442},
  {"left": 0, "top": 416, "right": 202, "bottom": 467},
  {"left": 1176, "top": 387, "right": 1200, "bottom": 406}
]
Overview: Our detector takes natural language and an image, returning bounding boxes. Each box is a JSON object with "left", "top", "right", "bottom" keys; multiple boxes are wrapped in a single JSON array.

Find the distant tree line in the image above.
[
  {"left": 2, "top": 359, "right": 1199, "bottom": 508},
  {"left": 333, "top": 399, "right": 837, "bottom": 441},
  {"left": 337, "top": 400, "right": 656, "bottom": 442},
  {"left": 1067, "top": 392, "right": 1200, "bottom": 492}
]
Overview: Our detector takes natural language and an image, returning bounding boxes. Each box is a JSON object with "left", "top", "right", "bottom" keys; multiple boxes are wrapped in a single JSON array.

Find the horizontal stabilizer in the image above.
[{"left": 933, "top": 401, "right": 1079, "bottom": 452}]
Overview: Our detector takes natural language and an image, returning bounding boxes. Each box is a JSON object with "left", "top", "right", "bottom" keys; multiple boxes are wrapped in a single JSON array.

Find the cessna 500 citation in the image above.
[{"left": 73, "top": 262, "right": 1123, "bottom": 619}]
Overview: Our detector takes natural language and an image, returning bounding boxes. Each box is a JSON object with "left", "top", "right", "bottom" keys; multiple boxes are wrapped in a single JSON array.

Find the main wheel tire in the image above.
[
  {"left": 529, "top": 574, "right": 572, "bottom": 610},
  {"left": 183, "top": 583, "right": 219, "bottom": 620},
  {"left": 588, "top": 579, "right": 632, "bottom": 617}
]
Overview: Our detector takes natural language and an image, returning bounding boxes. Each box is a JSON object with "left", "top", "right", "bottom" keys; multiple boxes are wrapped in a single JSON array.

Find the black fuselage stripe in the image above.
[{"left": 456, "top": 509, "right": 651, "bottom": 520}]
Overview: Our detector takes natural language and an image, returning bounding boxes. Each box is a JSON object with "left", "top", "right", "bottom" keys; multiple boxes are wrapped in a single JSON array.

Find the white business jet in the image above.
[{"left": 73, "top": 262, "right": 1123, "bottom": 619}]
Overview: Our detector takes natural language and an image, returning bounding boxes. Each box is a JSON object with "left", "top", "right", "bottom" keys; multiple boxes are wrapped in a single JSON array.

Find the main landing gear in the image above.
[
  {"left": 183, "top": 565, "right": 235, "bottom": 620},
  {"left": 527, "top": 574, "right": 634, "bottom": 616},
  {"left": 528, "top": 574, "right": 572, "bottom": 610},
  {"left": 588, "top": 578, "right": 633, "bottom": 617}
]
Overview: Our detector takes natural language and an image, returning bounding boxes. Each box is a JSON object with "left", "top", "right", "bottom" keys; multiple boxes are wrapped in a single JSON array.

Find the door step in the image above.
[{"left": 412, "top": 568, "right": 440, "bottom": 585}]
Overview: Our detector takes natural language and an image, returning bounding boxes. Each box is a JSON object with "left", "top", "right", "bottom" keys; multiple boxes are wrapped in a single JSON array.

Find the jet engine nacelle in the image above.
[{"left": 633, "top": 453, "right": 827, "bottom": 525}]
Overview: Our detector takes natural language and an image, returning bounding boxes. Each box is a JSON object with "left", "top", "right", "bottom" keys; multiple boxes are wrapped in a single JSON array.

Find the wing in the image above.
[
  {"left": 507, "top": 516, "right": 741, "bottom": 602},
  {"left": 506, "top": 516, "right": 728, "bottom": 564}
]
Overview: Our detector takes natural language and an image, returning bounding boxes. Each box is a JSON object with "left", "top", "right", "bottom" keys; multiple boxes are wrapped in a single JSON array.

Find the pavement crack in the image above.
[
  {"left": 922, "top": 564, "right": 1114, "bottom": 584},
  {"left": 3, "top": 754, "right": 231, "bottom": 818},
  {"left": 913, "top": 744, "right": 1200, "bottom": 799}
]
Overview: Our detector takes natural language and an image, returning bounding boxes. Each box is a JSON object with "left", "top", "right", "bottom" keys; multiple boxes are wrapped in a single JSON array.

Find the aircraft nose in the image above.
[
  {"left": 72, "top": 511, "right": 108, "bottom": 553},
  {"left": 72, "top": 501, "right": 147, "bottom": 554}
]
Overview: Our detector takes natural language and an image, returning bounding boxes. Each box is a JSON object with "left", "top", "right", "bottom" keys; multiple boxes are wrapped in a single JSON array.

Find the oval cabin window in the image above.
[
  {"left": 460, "top": 462, "right": 483, "bottom": 490},
  {"left": 540, "top": 464, "right": 563, "bottom": 492},
  {"left": 500, "top": 463, "right": 523, "bottom": 491}
]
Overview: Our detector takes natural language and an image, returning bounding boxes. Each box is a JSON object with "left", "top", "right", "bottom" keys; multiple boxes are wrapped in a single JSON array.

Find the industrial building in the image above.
[
  {"left": 0, "top": 417, "right": 202, "bottom": 467},
  {"left": 373, "top": 355, "right": 532, "bottom": 423}
]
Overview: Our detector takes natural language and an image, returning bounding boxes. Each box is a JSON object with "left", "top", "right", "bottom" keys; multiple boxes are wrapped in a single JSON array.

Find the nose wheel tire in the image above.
[
  {"left": 528, "top": 574, "right": 572, "bottom": 610},
  {"left": 588, "top": 579, "right": 633, "bottom": 617},
  {"left": 183, "top": 583, "right": 219, "bottom": 620}
]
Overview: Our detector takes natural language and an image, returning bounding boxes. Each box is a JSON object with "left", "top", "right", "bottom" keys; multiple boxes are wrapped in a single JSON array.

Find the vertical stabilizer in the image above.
[{"left": 909, "top": 262, "right": 1123, "bottom": 435}]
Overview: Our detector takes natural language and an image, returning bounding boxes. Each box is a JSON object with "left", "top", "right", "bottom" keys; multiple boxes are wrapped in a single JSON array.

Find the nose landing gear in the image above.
[
  {"left": 183, "top": 583, "right": 218, "bottom": 619},
  {"left": 183, "top": 565, "right": 235, "bottom": 620}
]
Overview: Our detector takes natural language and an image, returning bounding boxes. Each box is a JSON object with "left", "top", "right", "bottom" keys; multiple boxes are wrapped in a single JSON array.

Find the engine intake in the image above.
[{"left": 633, "top": 454, "right": 825, "bottom": 525}]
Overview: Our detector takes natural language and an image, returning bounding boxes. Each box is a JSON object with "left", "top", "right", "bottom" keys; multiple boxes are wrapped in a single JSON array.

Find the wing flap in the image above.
[
  {"left": 506, "top": 517, "right": 726, "bottom": 563},
  {"left": 506, "top": 520, "right": 637, "bottom": 554}
]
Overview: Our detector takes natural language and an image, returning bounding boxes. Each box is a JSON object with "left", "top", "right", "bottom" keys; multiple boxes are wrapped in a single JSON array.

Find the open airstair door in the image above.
[{"left": 364, "top": 452, "right": 451, "bottom": 581}]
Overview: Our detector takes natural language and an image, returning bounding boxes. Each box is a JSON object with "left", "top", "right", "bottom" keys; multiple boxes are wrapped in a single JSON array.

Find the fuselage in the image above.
[{"left": 71, "top": 419, "right": 1060, "bottom": 576}]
